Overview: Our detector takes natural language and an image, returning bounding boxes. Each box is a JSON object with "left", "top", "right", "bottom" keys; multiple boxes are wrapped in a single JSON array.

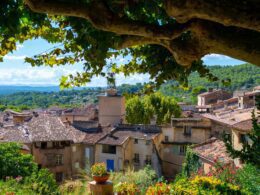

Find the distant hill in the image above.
[
  {"left": 0, "top": 86, "right": 60, "bottom": 95},
  {"left": 0, "top": 64, "right": 258, "bottom": 107},
  {"left": 160, "top": 63, "right": 260, "bottom": 102}
]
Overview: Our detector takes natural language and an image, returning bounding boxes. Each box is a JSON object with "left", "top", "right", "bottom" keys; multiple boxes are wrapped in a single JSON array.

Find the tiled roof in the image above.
[
  {"left": 98, "top": 128, "right": 160, "bottom": 146},
  {"left": 202, "top": 108, "right": 253, "bottom": 126},
  {"left": 63, "top": 104, "right": 98, "bottom": 116},
  {"left": 198, "top": 89, "right": 220, "bottom": 97},
  {"left": 25, "top": 114, "right": 86, "bottom": 142},
  {"left": 0, "top": 125, "right": 31, "bottom": 143},
  {"left": 0, "top": 113, "right": 110, "bottom": 144},
  {"left": 192, "top": 138, "right": 233, "bottom": 165},
  {"left": 81, "top": 126, "right": 112, "bottom": 145},
  {"left": 232, "top": 119, "right": 253, "bottom": 132}
]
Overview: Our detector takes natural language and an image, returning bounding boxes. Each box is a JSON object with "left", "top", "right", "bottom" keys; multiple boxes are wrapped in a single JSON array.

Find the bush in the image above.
[
  {"left": 0, "top": 178, "right": 35, "bottom": 195},
  {"left": 171, "top": 176, "right": 246, "bottom": 194},
  {"left": 25, "top": 168, "right": 59, "bottom": 195},
  {"left": 0, "top": 143, "right": 59, "bottom": 195},
  {"left": 59, "top": 179, "right": 87, "bottom": 195},
  {"left": 146, "top": 183, "right": 171, "bottom": 195},
  {"left": 235, "top": 164, "right": 260, "bottom": 194},
  {"left": 0, "top": 143, "right": 37, "bottom": 179},
  {"left": 114, "top": 182, "right": 139, "bottom": 195},
  {"left": 110, "top": 166, "right": 157, "bottom": 194}
]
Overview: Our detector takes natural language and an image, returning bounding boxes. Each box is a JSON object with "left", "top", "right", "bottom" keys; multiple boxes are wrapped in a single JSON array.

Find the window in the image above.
[
  {"left": 134, "top": 139, "right": 138, "bottom": 144},
  {"left": 40, "top": 142, "right": 47, "bottom": 149},
  {"left": 55, "top": 172, "right": 63, "bottom": 182},
  {"left": 102, "top": 145, "right": 116, "bottom": 154},
  {"left": 56, "top": 154, "right": 63, "bottom": 166},
  {"left": 53, "top": 142, "right": 61, "bottom": 148},
  {"left": 179, "top": 145, "right": 186, "bottom": 155},
  {"left": 239, "top": 134, "right": 247, "bottom": 144},
  {"left": 145, "top": 155, "right": 152, "bottom": 165},
  {"left": 249, "top": 95, "right": 254, "bottom": 100},
  {"left": 165, "top": 136, "right": 169, "bottom": 142},
  {"left": 134, "top": 153, "right": 139, "bottom": 163},
  {"left": 146, "top": 140, "right": 151, "bottom": 145},
  {"left": 184, "top": 126, "right": 192, "bottom": 136}
]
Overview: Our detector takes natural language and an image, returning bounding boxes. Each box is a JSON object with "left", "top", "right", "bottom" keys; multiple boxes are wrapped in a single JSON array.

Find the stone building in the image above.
[
  {"left": 160, "top": 112, "right": 212, "bottom": 177},
  {"left": 197, "top": 89, "right": 232, "bottom": 112},
  {"left": 0, "top": 112, "right": 110, "bottom": 182},
  {"left": 95, "top": 124, "right": 162, "bottom": 176},
  {"left": 98, "top": 88, "right": 125, "bottom": 126}
]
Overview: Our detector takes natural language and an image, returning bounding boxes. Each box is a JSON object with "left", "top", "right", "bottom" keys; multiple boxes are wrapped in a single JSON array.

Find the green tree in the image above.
[
  {"left": 181, "top": 147, "right": 201, "bottom": 177},
  {"left": 1, "top": 1, "right": 260, "bottom": 89},
  {"left": 0, "top": 143, "right": 37, "bottom": 179},
  {"left": 126, "top": 93, "right": 181, "bottom": 125},
  {"left": 224, "top": 96, "right": 260, "bottom": 167},
  {"left": 126, "top": 96, "right": 152, "bottom": 124}
]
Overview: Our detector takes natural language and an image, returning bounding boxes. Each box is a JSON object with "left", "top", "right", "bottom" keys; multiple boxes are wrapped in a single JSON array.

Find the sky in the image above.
[{"left": 0, "top": 39, "right": 245, "bottom": 87}]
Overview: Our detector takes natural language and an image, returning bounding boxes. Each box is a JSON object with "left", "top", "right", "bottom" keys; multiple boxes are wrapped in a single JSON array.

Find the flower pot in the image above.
[{"left": 93, "top": 174, "right": 110, "bottom": 184}]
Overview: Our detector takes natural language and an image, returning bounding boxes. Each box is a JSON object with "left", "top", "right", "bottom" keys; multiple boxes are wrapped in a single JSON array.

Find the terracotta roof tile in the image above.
[{"left": 192, "top": 138, "right": 233, "bottom": 164}]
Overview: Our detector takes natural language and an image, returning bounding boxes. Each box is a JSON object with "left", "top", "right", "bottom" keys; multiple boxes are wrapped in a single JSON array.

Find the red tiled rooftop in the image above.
[{"left": 192, "top": 138, "right": 233, "bottom": 164}]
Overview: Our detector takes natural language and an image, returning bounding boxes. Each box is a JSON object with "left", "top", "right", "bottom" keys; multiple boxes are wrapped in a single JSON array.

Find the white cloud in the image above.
[
  {"left": 0, "top": 67, "right": 74, "bottom": 86},
  {"left": 17, "top": 44, "right": 24, "bottom": 50},
  {"left": 4, "top": 55, "right": 27, "bottom": 60},
  {"left": 0, "top": 66, "right": 150, "bottom": 86},
  {"left": 202, "top": 54, "right": 232, "bottom": 61}
]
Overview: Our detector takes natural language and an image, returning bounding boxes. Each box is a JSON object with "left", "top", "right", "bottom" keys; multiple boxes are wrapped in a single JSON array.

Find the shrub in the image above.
[
  {"left": 25, "top": 168, "right": 59, "bottom": 195},
  {"left": 146, "top": 182, "right": 171, "bottom": 195},
  {"left": 0, "top": 143, "right": 37, "bottom": 179},
  {"left": 0, "top": 178, "right": 35, "bottom": 195},
  {"left": 171, "top": 176, "right": 246, "bottom": 194},
  {"left": 114, "top": 182, "right": 139, "bottom": 195},
  {"left": 110, "top": 166, "right": 156, "bottom": 194},
  {"left": 59, "top": 179, "right": 87, "bottom": 195},
  {"left": 235, "top": 164, "right": 260, "bottom": 194}
]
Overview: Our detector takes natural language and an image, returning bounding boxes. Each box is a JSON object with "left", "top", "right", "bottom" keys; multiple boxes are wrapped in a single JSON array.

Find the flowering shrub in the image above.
[
  {"left": 170, "top": 176, "right": 245, "bottom": 194},
  {"left": 91, "top": 163, "right": 107, "bottom": 176},
  {"left": 196, "top": 161, "right": 238, "bottom": 184},
  {"left": 146, "top": 182, "right": 171, "bottom": 195},
  {"left": 114, "top": 182, "right": 139, "bottom": 195}
]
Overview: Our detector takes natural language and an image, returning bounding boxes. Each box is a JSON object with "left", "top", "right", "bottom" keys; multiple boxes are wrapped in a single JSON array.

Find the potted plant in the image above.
[{"left": 91, "top": 163, "right": 109, "bottom": 184}]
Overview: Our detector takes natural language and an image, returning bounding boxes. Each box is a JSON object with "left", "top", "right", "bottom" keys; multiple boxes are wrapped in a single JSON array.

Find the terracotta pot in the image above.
[{"left": 93, "top": 174, "right": 110, "bottom": 184}]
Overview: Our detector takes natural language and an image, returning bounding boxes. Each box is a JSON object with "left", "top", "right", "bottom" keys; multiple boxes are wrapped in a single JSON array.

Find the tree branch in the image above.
[
  {"left": 165, "top": 0, "right": 260, "bottom": 32},
  {"left": 24, "top": 0, "right": 189, "bottom": 40}
]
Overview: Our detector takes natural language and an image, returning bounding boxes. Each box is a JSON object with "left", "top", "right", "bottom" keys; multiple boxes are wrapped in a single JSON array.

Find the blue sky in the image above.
[{"left": 0, "top": 39, "right": 245, "bottom": 86}]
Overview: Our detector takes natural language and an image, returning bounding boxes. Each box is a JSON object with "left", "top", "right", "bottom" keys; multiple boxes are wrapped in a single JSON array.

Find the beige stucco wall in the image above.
[
  {"left": 95, "top": 143, "right": 124, "bottom": 171},
  {"left": 98, "top": 95, "right": 125, "bottom": 126},
  {"left": 32, "top": 142, "right": 73, "bottom": 179},
  {"left": 173, "top": 127, "right": 211, "bottom": 143},
  {"left": 161, "top": 145, "right": 184, "bottom": 177},
  {"left": 232, "top": 129, "right": 246, "bottom": 151}
]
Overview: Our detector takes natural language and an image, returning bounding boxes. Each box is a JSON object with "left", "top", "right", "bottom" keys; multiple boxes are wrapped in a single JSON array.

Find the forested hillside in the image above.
[
  {"left": 0, "top": 84, "right": 143, "bottom": 110},
  {"left": 160, "top": 63, "right": 260, "bottom": 102},
  {"left": 0, "top": 64, "right": 258, "bottom": 110}
]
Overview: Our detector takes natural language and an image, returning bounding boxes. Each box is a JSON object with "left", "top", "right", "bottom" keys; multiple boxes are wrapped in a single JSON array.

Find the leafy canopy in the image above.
[
  {"left": 0, "top": 0, "right": 221, "bottom": 89},
  {"left": 126, "top": 93, "right": 181, "bottom": 125}
]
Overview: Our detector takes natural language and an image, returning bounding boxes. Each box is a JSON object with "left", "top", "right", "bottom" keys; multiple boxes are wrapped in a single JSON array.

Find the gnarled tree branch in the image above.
[
  {"left": 24, "top": 0, "right": 260, "bottom": 67},
  {"left": 24, "top": 0, "right": 189, "bottom": 40},
  {"left": 165, "top": 0, "right": 260, "bottom": 32}
]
